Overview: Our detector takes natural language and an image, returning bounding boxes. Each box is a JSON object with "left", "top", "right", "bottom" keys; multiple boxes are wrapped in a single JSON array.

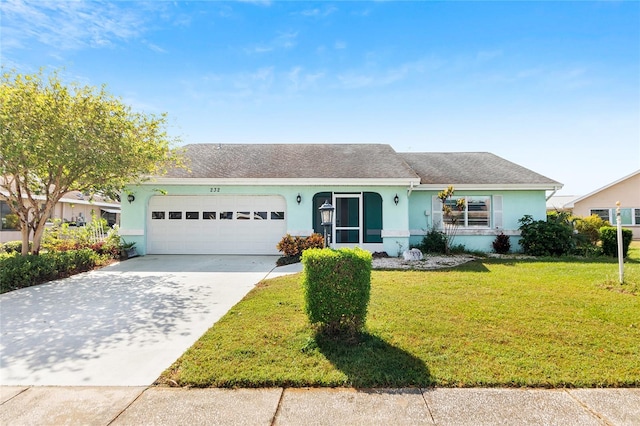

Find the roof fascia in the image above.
[
  {"left": 411, "top": 183, "right": 563, "bottom": 191},
  {"left": 0, "top": 190, "right": 119, "bottom": 208},
  {"left": 142, "top": 177, "right": 422, "bottom": 187}
]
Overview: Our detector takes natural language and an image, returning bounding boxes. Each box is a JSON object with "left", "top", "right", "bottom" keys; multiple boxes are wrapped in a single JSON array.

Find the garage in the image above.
[{"left": 147, "top": 195, "right": 287, "bottom": 254}]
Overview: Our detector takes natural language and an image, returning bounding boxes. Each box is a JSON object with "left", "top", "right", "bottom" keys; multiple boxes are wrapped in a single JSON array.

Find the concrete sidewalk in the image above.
[{"left": 1, "top": 386, "right": 638, "bottom": 425}]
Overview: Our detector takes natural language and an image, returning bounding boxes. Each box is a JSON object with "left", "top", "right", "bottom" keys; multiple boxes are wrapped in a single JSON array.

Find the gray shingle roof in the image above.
[
  {"left": 399, "top": 152, "right": 561, "bottom": 186},
  {"left": 168, "top": 144, "right": 420, "bottom": 180},
  {"left": 164, "top": 144, "right": 560, "bottom": 187}
]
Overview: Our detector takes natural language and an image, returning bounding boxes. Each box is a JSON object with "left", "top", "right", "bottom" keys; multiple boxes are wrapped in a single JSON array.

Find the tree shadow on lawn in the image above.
[{"left": 314, "top": 332, "right": 433, "bottom": 388}]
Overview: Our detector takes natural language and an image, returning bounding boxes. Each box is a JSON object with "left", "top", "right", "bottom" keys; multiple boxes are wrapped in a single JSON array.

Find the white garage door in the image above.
[{"left": 147, "top": 195, "right": 287, "bottom": 254}]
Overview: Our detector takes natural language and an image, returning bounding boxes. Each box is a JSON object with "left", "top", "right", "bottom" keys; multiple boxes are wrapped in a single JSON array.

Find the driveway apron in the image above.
[{"left": 0, "top": 255, "right": 301, "bottom": 386}]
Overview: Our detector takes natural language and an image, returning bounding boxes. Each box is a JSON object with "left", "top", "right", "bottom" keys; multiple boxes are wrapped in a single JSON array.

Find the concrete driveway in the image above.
[{"left": 0, "top": 255, "right": 302, "bottom": 386}]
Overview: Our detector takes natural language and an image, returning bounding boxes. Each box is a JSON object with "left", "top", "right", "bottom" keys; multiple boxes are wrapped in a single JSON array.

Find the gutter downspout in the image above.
[
  {"left": 545, "top": 186, "right": 560, "bottom": 201},
  {"left": 407, "top": 181, "right": 415, "bottom": 197}
]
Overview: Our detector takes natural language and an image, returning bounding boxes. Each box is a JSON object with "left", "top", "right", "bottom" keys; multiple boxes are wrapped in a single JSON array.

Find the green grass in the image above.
[{"left": 159, "top": 245, "right": 640, "bottom": 388}]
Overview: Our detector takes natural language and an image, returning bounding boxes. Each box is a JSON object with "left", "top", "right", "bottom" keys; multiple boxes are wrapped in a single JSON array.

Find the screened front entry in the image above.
[{"left": 313, "top": 192, "right": 383, "bottom": 247}]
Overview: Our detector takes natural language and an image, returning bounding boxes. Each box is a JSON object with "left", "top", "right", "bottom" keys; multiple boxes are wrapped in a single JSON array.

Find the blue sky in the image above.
[{"left": 2, "top": 0, "right": 639, "bottom": 196}]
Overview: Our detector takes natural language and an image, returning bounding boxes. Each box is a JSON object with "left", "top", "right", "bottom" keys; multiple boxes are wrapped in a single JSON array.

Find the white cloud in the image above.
[
  {"left": 286, "top": 66, "right": 325, "bottom": 91},
  {"left": 334, "top": 41, "right": 347, "bottom": 50},
  {"left": 0, "top": 0, "right": 159, "bottom": 51},
  {"left": 143, "top": 41, "right": 168, "bottom": 54},
  {"left": 336, "top": 58, "right": 439, "bottom": 89},
  {"left": 236, "top": 0, "right": 272, "bottom": 6},
  {"left": 297, "top": 6, "right": 337, "bottom": 18},
  {"left": 246, "top": 31, "right": 298, "bottom": 54}
]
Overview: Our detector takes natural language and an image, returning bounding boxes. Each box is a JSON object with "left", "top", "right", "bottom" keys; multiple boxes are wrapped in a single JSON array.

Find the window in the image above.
[
  {"left": 151, "top": 211, "right": 165, "bottom": 220},
  {"left": 186, "top": 211, "right": 199, "bottom": 220},
  {"left": 203, "top": 211, "right": 216, "bottom": 220},
  {"left": 467, "top": 196, "right": 490, "bottom": 227},
  {"left": 169, "top": 211, "right": 182, "bottom": 220},
  {"left": 220, "top": 212, "right": 233, "bottom": 220},
  {"left": 443, "top": 196, "right": 491, "bottom": 228},
  {"left": 591, "top": 209, "right": 610, "bottom": 222},
  {"left": 237, "top": 211, "right": 251, "bottom": 220},
  {"left": 590, "top": 208, "right": 640, "bottom": 225},
  {"left": 1, "top": 201, "right": 19, "bottom": 230},
  {"left": 255, "top": 211, "right": 267, "bottom": 220},
  {"left": 271, "top": 211, "right": 285, "bottom": 220}
]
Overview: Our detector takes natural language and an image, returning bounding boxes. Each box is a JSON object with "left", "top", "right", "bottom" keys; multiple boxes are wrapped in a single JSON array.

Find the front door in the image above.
[{"left": 333, "top": 194, "right": 362, "bottom": 244}]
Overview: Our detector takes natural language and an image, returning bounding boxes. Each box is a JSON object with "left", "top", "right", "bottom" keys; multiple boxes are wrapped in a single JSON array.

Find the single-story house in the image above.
[
  {"left": 120, "top": 144, "right": 562, "bottom": 256},
  {"left": 0, "top": 191, "right": 121, "bottom": 244},
  {"left": 569, "top": 170, "right": 640, "bottom": 240}
]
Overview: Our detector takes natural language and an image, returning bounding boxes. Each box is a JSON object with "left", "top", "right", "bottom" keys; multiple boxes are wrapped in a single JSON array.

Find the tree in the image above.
[{"left": 0, "top": 69, "right": 181, "bottom": 255}]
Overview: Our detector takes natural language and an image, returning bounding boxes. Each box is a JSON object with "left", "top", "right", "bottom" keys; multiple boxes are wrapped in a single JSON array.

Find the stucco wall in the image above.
[
  {"left": 407, "top": 190, "right": 548, "bottom": 252},
  {"left": 573, "top": 173, "right": 640, "bottom": 217},
  {"left": 121, "top": 183, "right": 410, "bottom": 255},
  {"left": 573, "top": 173, "right": 640, "bottom": 239}
]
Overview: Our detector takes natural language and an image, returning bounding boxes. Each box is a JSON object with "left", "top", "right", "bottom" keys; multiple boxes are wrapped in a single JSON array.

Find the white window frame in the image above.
[
  {"left": 433, "top": 195, "right": 494, "bottom": 229},
  {"left": 591, "top": 208, "right": 640, "bottom": 226}
]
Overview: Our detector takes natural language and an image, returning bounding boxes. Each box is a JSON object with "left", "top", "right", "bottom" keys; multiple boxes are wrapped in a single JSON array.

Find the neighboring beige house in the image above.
[
  {"left": 570, "top": 170, "right": 640, "bottom": 240},
  {"left": 0, "top": 191, "right": 120, "bottom": 244}
]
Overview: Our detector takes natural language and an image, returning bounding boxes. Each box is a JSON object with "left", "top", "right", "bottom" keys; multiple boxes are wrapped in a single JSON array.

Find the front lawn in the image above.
[{"left": 159, "top": 247, "right": 640, "bottom": 388}]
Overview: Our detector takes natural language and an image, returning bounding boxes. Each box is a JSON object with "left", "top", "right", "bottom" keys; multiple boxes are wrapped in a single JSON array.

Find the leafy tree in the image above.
[{"left": 0, "top": 69, "right": 181, "bottom": 255}]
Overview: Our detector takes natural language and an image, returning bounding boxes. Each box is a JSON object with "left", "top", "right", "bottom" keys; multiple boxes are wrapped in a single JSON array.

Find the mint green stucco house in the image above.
[{"left": 120, "top": 144, "right": 561, "bottom": 256}]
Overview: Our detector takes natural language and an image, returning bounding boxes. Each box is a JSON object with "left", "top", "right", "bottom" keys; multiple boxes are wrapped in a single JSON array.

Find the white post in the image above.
[{"left": 616, "top": 201, "right": 624, "bottom": 284}]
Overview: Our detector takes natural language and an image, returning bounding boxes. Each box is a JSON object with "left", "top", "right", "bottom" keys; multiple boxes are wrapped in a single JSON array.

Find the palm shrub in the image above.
[{"left": 301, "top": 247, "right": 372, "bottom": 339}]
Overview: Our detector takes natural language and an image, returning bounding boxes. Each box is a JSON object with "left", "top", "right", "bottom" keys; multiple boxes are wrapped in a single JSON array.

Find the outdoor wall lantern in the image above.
[
  {"left": 296, "top": 193, "right": 302, "bottom": 204},
  {"left": 127, "top": 194, "right": 135, "bottom": 204},
  {"left": 394, "top": 194, "right": 399, "bottom": 205},
  {"left": 318, "top": 200, "right": 335, "bottom": 248}
]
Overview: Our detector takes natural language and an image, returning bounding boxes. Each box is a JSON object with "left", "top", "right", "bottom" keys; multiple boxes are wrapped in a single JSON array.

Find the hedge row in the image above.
[{"left": 0, "top": 249, "right": 104, "bottom": 294}]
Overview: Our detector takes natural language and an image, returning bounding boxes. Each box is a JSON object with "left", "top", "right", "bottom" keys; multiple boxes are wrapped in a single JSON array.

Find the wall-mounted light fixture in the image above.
[
  {"left": 394, "top": 194, "right": 399, "bottom": 205},
  {"left": 127, "top": 194, "right": 135, "bottom": 204},
  {"left": 296, "top": 193, "right": 302, "bottom": 205}
]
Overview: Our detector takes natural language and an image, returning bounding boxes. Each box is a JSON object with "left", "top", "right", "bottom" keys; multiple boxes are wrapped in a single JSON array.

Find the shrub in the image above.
[
  {"left": 599, "top": 227, "right": 633, "bottom": 258},
  {"left": 518, "top": 215, "right": 574, "bottom": 256},
  {"left": 0, "top": 249, "right": 102, "bottom": 294},
  {"left": 301, "top": 247, "right": 372, "bottom": 339},
  {"left": 492, "top": 232, "right": 511, "bottom": 254},
  {"left": 575, "top": 214, "right": 610, "bottom": 245},
  {"left": 2, "top": 240, "right": 25, "bottom": 253},
  {"left": 417, "top": 227, "right": 447, "bottom": 254},
  {"left": 41, "top": 218, "right": 122, "bottom": 259},
  {"left": 276, "top": 233, "right": 325, "bottom": 260},
  {"left": 4, "top": 213, "right": 20, "bottom": 230}
]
